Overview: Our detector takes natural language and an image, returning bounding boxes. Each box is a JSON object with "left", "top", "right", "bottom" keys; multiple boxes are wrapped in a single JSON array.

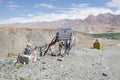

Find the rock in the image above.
[
  {"left": 57, "top": 58, "right": 63, "bottom": 61},
  {"left": 102, "top": 73, "right": 108, "bottom": 76},
  {"left": 48, "top": 65, "right": 50, "bottom": 67},
  {"left": 60, "top": 65, "right": 63, "bottom": 67},
  {"left": 42, "top": 67, "right": 46, "bottom": 70},
  {"left": 42, "top": 62, "right": 46, "bottom": 64},
  {"left": 51, "top": 54, "right": 57, "bottom": 56}
]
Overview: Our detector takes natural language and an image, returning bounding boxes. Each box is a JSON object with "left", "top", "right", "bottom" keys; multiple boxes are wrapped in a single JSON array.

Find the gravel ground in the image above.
[{"left": 0, "top": 47, "right": 120, "bottom": 80}]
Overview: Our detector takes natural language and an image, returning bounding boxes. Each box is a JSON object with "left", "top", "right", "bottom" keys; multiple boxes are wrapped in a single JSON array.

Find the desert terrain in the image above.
[{"left": 0, "top": 27, "right": 120, "bottom": 80}]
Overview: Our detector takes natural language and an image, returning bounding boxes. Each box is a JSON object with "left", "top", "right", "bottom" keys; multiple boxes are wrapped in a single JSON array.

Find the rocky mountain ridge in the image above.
[{"left": 0, "top": 13, "right": 120, "bottom": 33}]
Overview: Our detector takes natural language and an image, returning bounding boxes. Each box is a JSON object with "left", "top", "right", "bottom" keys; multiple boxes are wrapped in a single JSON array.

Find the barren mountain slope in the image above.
[{"left": 1, "top": 13, "right": 120, "bottom": 33}]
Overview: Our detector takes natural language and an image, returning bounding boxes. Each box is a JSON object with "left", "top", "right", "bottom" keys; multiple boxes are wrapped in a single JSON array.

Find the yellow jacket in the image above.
[
  {"left": 10, "top": 53, "right": 14, "bottom": 59},
  {"left": 93, "top": 42, "right": 101, "bottom": 50}
]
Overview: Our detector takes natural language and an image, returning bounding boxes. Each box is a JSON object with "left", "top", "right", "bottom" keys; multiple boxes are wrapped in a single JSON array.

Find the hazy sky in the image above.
[{"left": 0, "top": 0, "right": 120, "bottom": 24}]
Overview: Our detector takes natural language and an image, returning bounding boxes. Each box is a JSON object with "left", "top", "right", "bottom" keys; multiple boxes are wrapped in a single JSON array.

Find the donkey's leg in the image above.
[{"left": 58, "top": 45, "right": 61, "bottom": 56}]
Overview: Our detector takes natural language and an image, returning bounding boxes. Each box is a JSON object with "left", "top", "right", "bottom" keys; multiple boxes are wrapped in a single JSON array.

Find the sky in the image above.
[{"left": 0, "top": 0, "right": 120, "bottom": 24}]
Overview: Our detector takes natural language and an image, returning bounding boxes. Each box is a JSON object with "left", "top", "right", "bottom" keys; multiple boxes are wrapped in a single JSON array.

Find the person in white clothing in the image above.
[{"left": 31, "top": 46, "right": 38, "bottom": 62}]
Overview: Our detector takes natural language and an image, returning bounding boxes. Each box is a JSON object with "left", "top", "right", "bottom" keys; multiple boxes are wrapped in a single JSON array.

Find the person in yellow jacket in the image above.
[{"left": 93, "top": 39, "right": 101, "bottom": 50}]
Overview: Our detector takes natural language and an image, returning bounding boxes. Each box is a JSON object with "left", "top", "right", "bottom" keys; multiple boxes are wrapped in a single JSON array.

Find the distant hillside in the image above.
[
  {"left": 0, "top": 13, "right": 120, "bottom": 33},
  {"left": 83, "top": 13, "right": 120, "bottom": 33}
]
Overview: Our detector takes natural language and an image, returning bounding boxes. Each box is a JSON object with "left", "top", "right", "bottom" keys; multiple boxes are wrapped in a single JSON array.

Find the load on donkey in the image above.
[{"left": 44, "top": 27, "right": 74, "bottom": 57}]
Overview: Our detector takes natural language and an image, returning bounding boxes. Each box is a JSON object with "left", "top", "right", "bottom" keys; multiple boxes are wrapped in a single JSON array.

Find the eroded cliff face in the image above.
[{"left": 0, "top": 28, "right": 56, "bottom": 55}]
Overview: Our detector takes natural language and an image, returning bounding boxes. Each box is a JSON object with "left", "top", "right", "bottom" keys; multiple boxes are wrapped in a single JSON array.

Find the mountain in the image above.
[
  {"left": 82, "top": 13, "right": 120, "bottom": 33},
  {"left": 0, "top": 13, "right": 120, "bottom": 33}
]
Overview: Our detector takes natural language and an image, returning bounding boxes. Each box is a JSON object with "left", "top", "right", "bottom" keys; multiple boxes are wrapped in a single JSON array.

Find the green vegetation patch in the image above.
[{"left": 91, "top": 33, "right": 120, "bottom": 40}]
